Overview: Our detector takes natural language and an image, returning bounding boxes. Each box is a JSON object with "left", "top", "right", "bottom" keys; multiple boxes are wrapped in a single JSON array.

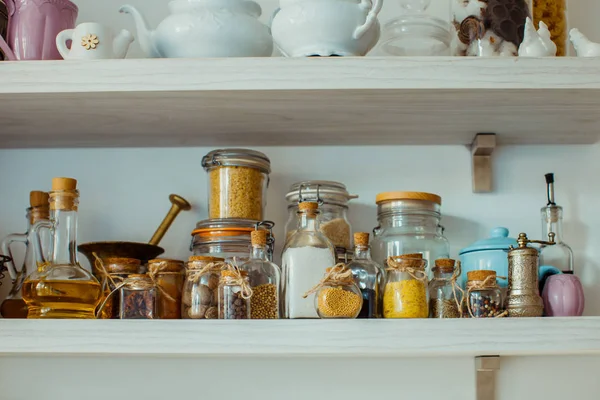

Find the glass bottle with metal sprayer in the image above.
[{"left": 22, "top": 177, "right": 102, "bottom": 319}]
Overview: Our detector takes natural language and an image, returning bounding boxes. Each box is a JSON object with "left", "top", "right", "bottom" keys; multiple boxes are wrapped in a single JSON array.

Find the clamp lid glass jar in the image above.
[
  {"left": 284, "top": 180, "right": 357, "bottom": 250},
  {"left": 371, "top": 191, "right": 449, "bottom": 274},
  {"left": 191, "top": 219, "right": 275, "bottom": 262},
  {"left": 202, "top": 148, "right": 271, "bottom": 220}
]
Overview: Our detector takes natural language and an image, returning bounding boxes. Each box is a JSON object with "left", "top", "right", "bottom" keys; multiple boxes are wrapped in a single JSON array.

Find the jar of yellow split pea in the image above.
[
  {"left": 383, "top": 254, "right": 428, "bottom": 318},
  {"left": 202, "top": 149, "right": 271, "bottom": 220}
]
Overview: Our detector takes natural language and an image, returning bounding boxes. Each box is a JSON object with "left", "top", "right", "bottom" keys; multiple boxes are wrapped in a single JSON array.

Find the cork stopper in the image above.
[
  {"left": 298, "top": 201, "right": 318, "bottom": 212},
  {"left": 354, "top": 232, "right": 370, "bottom": 247},
  {"left": 30, "top": 191, "right": 49, "bottom": 208},
  {"left": 434, "top": 258, "right": 455, "bottom": 272},
  {"left": 467, "top": 270, "right": 496, "bottom": 282},
  {"left": 188, "top": 255, "right": 224, "bottom": 262},
  {"left": 400, "top": 253, "right": 423, "bottom": 260},
  {"left": 251, "top": 230, "right": 268, "bottom": 246},
  {"left": 52, "top": 177, "right": 77, "bottom": 191},
  {"left": 389, "top": 254, "right": 425, "bottom": 269}
]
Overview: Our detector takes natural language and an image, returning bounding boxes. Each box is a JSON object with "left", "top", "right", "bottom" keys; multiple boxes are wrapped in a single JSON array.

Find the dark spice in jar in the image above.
[
  {"left": 357, "top": 288, "right": 376, "bottom": 319},
  {"left": 219, "top": 268, "right": 252, "bottom": 320},
  {"left": 148, "top": 258, "right": 184, "bottom": 319},
  {"left": 463, "top": 295, "right": 502, "bottom": 318},
  {"left": 222, "top": 291, "right": 249, "bottom": 319},
  {"left": 120, "top": 275, "right": 157, "bottom": 319}
]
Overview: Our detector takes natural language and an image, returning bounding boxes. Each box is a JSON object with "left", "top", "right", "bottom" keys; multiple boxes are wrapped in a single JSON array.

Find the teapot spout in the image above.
[
  {"left": 113, "top": 29, "right": 135, "bottom": 59},
  {"left": 119, "top": 4, "right": 159, "bottom": 57}
]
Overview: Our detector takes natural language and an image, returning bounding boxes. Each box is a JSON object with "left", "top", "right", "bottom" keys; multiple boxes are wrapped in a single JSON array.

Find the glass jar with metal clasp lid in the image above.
[
  {"left": 284, "top": 181, "right": 358, "bottom": 255},
  {"left": 190, "top": 219, "right": 275, "bottom": 262},
  {"left": 371, "top": 192, "right": 449, "bottom": 278}
]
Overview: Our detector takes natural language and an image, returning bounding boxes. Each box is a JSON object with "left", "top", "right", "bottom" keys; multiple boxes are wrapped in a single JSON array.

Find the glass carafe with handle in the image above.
[
  {"left": 1, "top": 191, "right": 52, "bottom": 318},
  {"left": 22, "top": 177, "right": 102, "bottom": 319}
]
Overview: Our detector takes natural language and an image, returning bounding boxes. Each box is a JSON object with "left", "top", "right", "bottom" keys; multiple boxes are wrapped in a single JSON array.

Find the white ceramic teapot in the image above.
[
  {"left": 56, "top": 22, "right": 134, "bottom": 60},
  {"left": 120, "top": 0, "right": 273, "bottom": 58},
  {"left": 271, "top": 0, "right": 382, "bottom": 57}
]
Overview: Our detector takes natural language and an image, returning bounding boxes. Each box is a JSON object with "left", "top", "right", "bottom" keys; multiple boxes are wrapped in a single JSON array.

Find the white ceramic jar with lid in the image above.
[
  {"left": 371, "top": 192, "right": 449, "bottom": 274},
  {"left": 284, "top": 181, "right": 357, "bottom": 252}
]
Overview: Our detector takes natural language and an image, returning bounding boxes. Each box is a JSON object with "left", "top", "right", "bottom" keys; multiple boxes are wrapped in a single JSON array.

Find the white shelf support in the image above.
[
  {"left": 475, "top": 356, "right": 500, "bottom": 400},
  {"left": 471, "top": 133, "right": 497, "bottom": 193}
]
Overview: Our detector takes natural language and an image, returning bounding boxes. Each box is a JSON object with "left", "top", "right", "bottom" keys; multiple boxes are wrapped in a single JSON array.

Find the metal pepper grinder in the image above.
[{"left": 506, "top": 232, "right": 555, "bottom": 317}]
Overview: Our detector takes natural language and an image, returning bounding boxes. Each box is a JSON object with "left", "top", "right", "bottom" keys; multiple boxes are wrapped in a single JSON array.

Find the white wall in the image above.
[{"left": 1, "top": 1, "right": 599, "bottom": 400}]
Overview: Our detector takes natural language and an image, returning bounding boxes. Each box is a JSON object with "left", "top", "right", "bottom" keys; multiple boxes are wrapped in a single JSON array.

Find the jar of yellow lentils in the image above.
[
  {"left": 529, "top": 0, "right": 567, "bottom": 56},
  {"left": 305, "top": 265, "right": 363, "bottom": 319},
  {"left": 383, "top": 255, "right": 428, "bottom": 318},
  {"left": 202, "top": 149, "right": 271, "bottom": 220}
]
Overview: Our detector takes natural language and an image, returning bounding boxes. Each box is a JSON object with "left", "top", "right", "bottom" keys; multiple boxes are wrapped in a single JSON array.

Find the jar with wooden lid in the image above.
[
  {"left": 463, "top": 270, "right": 504, "bottom": 318},
  {"left": 219, "top": 268, "right": 252, "bottom": 319},
  {"left": 372, "top": 192, "right": 449, "bottom": 277},
  {"left": 284, "top": 181, "right": 358, "bottom": 252},
  {"left": 202, "top": 149, "right": 271, "bottom": 220},
  {"left": 306, "top": 265, "right": 363, "bottom": 319},
  {"left": 240, "top": 230, "right": 280, "bottom": 319},
  {"left": 182, "top": 256, "right": 226, "bottom": 319},
  {"left": 119, "top": 274, "right": 157, "bottom": 319},
  {"left": 190, "top": 218, "right": 275, "bottom": 262},
  {"left": 383, "top": 255, "right": 428, "bottom": 318},
  {"left": 429, "top": 259, "right": 461, "bottom": 318},
  {"left": 95, "top": 257, "right": 140, "bottom": 319},
  {"left": 147, "top": 258, "right": 184, "bottom": 319}
]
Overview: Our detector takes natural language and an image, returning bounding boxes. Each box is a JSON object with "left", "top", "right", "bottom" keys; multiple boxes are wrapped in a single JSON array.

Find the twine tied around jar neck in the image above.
[
  {"left": 303, "top": 263, "right": 354, "bottom": 298},
  {"left": 433, "top": 261, "right": 464, "bottom": 317},
  {"left": 220, "top": 263, "right": 253, "bottom": 300},
  {"left": 464, "top": 274, "right": 508, "bottom": 318},
  {"left": 93, "top": 252, "right": 126, "bottom": 289},
  {"left": 386, "top": 256, "right": 428, "bottom": 284},
  {"left": 187, "top": 261, "right": 227, "bottom": 284},
  {"left": 147, "top": 262, "right": 183, "bottom": 303},
  {"left": 95, "top": 274, "right": 157, "bottom": 318}
]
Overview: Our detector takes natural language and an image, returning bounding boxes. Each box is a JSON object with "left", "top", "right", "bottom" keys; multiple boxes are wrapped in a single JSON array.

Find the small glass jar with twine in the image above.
[
  {"left": 147, "top": 258, "right": 184, "bottom": 319},
  {"left": 383, "top": 254, "right": 429, "bottom": 318},
  {"left": 219, "top": 266, "right": 252, "bottom": 319},
  {"left": 92, "top": 254, "right": 140, "bottom": 319},
  {"left": 463, "top": 270, "right": 506, "bottom": 318},
  {"left": 303, "top": 264, "right": 363, "bottom": 319},
  {"left": 118, "top": 274, "right": 158, "bottom": 319},
  {"left": 182, "top": 256, "right": 226, "bottom": 319},
  {"left": 428, "top": 258, "right": 462, "bottom": 318}
]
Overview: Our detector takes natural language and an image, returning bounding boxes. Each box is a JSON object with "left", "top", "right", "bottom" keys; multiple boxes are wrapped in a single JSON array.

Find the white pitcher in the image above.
[
  {"left": 271, "top": 0, "right": 383, "bottom": 57},
  {"left": 56, "top": 22, "right": 134, "bottom": 60}
]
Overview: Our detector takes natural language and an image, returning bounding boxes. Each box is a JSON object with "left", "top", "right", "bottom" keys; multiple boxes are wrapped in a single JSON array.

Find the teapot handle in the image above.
[
  {"left": 353, "top": 0, "right": 382, "bottom": 40},
  {"left": 0, "top": 233, "right": 27, "bottom": 281},
  {"left": 55, "top": 29, "right": 74, "bottom": 60}
]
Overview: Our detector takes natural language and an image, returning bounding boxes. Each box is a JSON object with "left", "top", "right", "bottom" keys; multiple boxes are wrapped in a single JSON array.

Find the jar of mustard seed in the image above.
[
  {"left": 182, "top": 256, "right": 226, "bottom": 319},
  {"left": 314, "top": 267, "right": 363, "bottom": 319},
  {"left": 147, "top": 258, "right": 184, "bottom": 319},
  {"left": 383, "top": 255, "right": 428, "bottom": 318},
  {"left": 202, "top": 149, "right": 271, "bottom": 220}
]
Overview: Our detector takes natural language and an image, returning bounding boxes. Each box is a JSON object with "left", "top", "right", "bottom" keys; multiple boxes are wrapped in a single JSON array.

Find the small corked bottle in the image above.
[
  {"left": 383, "top": 254, "right": 428, "bottom": 318},
  {"left": 219, "top": 267, "right": 252, "bottom": 320},
  {"left": 346, "top": 232, "right": 384, "bottom": 318},
  {"left": 304, "top": 264, "right": 363, "bottom": 319},
  {"left": 428, "top": 259, "right": 462, "bottom": 319},
  {"left": 147, "top": 258, "right": 185, "bottom": 319},
  {"left": 240, "top": 230, "right": 281, "bottom": 319},
  {"left": 463, "top": 270, "right": 505, "bottom": 318}
]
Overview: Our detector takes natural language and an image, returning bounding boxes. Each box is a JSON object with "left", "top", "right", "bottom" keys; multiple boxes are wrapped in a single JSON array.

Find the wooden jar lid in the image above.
[
  {"left": 375, "top": 191, "right": 441, "bottom": 205},
  {"left": 467, "top": 270, "right": 496, "bottom": 282}
]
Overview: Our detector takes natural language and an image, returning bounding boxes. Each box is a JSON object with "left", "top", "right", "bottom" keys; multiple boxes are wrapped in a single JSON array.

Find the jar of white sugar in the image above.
[{"left": 282, "top": 201, "right": 336, "bottom": 319}]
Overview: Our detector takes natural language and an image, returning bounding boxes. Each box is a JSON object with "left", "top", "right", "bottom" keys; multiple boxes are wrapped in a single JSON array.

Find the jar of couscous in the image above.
[{"left": 202, "top": 149, "right": 271, "bottom": 220}]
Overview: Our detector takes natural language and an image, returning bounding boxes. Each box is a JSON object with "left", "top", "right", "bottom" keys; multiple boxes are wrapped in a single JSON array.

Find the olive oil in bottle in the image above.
[{"left": 22, "top": 177, "right": 102, "bottom": 319}]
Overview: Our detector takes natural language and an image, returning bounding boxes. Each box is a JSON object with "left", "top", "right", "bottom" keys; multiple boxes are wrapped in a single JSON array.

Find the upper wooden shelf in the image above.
[
  {"left": 0, "top": 318, "right": 599, "bottom": 357},
  {"left": 2, "top": 57, "right": 600, "bottom": 148}
]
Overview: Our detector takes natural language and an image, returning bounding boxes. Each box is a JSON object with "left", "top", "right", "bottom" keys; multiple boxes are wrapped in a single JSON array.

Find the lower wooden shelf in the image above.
[{"left": 0, "top": 318, "right": 598, "bottom": 357}]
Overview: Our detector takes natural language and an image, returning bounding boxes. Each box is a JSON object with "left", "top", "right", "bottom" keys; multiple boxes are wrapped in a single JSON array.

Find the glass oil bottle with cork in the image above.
[
  {"left": 1, "top": 191, "right": 52, "bottom": 318},
  {"left": 22, "top": 177, "right": 102, "bottom": 319},
  {"left": 346, "top": 232, "right": 384, "bottom": 318},
  {"left": 240, "top": 229, "right": 281, "bottom": 319}
]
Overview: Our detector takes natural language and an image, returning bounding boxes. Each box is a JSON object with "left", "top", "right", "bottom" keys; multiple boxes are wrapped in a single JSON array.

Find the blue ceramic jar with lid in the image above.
[{"left": 459, "top": 227, "right": 560, "bottom": 288}]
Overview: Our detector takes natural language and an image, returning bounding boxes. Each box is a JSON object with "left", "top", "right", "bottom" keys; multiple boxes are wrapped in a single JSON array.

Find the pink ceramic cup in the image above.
[{"left": 542, "top": 274, "right": 585, "bottom": 317}]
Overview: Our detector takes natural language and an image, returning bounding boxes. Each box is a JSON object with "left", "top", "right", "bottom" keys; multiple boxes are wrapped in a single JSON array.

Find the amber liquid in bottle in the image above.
[
  {"left": 22, "top": 178, "right": 102, "bottom": 319},
  {"left": 0, "top": 299, "right": 28, "bottom": 318}
]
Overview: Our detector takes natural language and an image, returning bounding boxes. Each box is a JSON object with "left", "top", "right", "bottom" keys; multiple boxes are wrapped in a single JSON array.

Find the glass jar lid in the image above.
[
  {"left": 379, "top": 0, "right": 451, "bottom": 56},
  {"left": 459, "top": 227, "right": 518, "bottom": 255},
  {"left": 201, "top": 149, "right": 271, "bottom": 174},
  {"left": 286, "top": 180, "right": 358, "bottom": 207}
]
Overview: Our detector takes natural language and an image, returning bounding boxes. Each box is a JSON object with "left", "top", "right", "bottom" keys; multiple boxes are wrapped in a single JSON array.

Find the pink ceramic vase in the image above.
[
  {"left": 542, "top": 274, "right": 585, "bottom": 317},
  {"left": 0, "top": 0, "right": 78, "bottom": 60}
]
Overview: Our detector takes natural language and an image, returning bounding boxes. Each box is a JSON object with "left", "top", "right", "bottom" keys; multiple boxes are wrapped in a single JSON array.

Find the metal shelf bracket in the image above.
[
  {"left": 471, "top": 133, "right": 497, "bottom": 193},
  {"left": 476, "top": 356, "right": 500, "bottom": 400}
]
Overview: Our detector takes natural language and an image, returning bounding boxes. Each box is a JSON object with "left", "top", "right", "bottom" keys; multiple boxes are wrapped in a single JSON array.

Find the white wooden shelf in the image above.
[
  {"left": 2, "top": 57, "right": 600, "bottom": 148},
  {"left": 1, "top": 318, "right": 599, "bottom": 357}
]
